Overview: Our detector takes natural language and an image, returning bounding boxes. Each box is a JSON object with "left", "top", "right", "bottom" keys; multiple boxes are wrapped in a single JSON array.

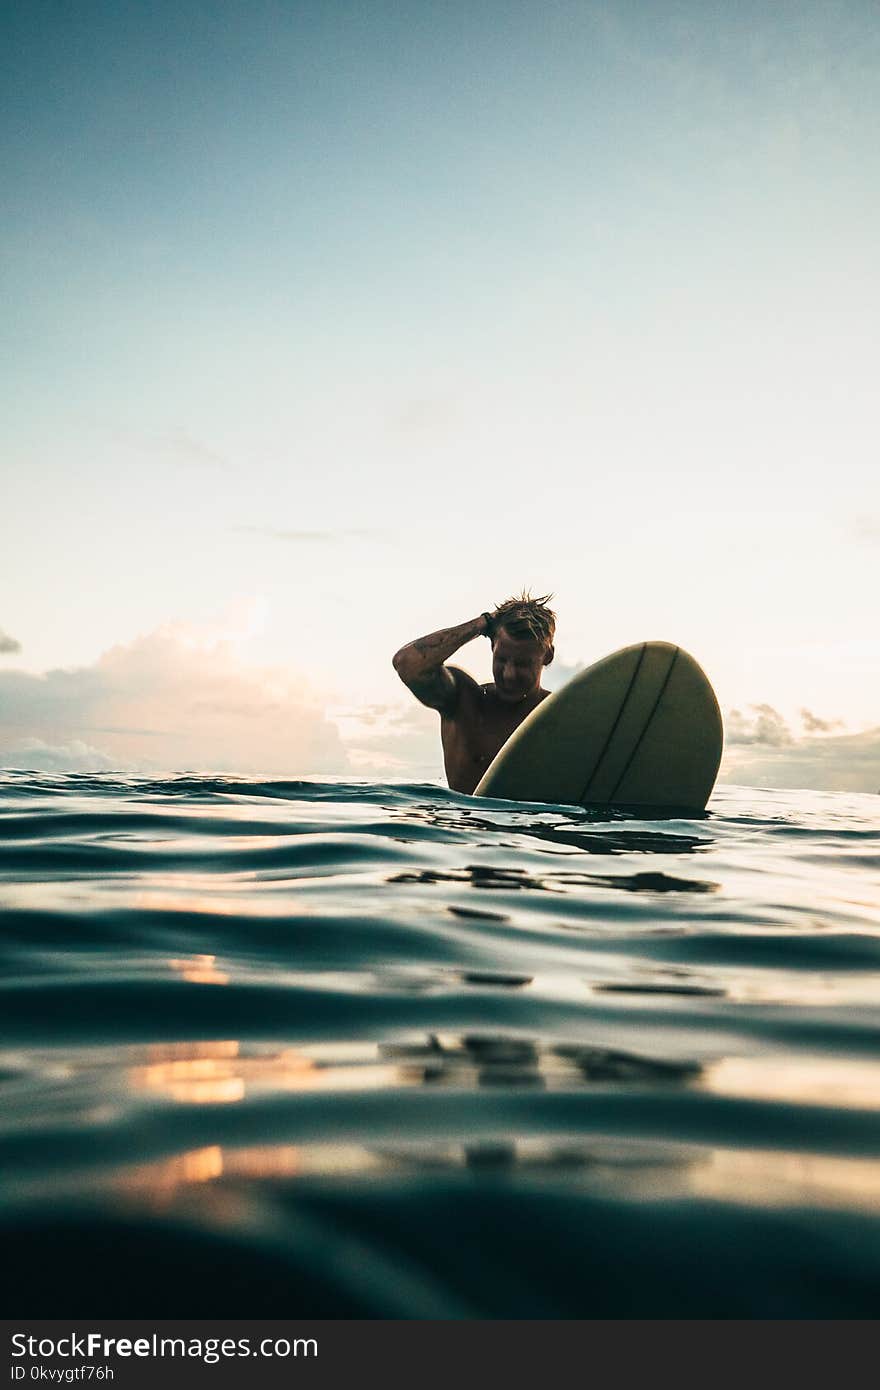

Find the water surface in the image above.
[{"left": 1, "top": 773, "right": 878, "bottom": 1316}]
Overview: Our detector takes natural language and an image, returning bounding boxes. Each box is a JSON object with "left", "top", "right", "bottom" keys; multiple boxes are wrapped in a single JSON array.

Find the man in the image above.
[{"left": 392, "top": 593, "right": 556, "bottom": 794}]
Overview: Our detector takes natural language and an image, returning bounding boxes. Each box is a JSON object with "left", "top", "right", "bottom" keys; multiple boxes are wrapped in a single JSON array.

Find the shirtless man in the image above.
[{"left": 392, "top": 593, "right": 556, "bottom": 794}]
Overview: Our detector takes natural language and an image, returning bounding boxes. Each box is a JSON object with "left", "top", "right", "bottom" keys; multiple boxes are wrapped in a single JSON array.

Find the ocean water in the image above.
[{"left": 1, "top": 771, "right": 879, "bottom": 1318}]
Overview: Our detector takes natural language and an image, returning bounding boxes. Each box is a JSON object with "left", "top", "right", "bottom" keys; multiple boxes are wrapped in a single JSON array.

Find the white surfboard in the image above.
[{"left": 474, "top": 641, "right": 723, "bottom": 812}]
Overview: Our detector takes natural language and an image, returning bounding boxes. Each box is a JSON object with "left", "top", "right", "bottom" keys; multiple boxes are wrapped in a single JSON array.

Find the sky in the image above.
[{"left": 2, "top": 0, "right": 878, "bottom": 790}]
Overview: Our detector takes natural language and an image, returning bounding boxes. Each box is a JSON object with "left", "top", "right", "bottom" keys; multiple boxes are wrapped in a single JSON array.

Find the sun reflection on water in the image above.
[
  {"left": 168, "top": 954, "right": 230, "bottom": 985},
  {"left": 129, "top": 1039, "right": 413, "bottom": 1105},
  {"left": 704, "top": 1055, "right": 880, "bottom": 1110}
]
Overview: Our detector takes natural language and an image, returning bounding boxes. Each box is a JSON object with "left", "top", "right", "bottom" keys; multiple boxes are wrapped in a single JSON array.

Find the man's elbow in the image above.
[{"left": 392, "top": 647, "right": 412, "bottom": 682}]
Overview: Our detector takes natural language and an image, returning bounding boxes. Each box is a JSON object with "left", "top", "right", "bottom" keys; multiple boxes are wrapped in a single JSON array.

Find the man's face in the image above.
[{"left": 491, "top": 626, "right": 552, "bottom": 703}]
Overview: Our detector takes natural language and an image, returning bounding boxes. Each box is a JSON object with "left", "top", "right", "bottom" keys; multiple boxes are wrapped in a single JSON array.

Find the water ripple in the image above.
[{"left": 1, "top": 772, "right": 879, "bottom": 1315}]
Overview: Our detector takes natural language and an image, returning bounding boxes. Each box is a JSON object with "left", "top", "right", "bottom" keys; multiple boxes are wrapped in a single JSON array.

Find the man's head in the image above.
[{"left": 489, "top": 592, "right": 556, "bottom": 704}]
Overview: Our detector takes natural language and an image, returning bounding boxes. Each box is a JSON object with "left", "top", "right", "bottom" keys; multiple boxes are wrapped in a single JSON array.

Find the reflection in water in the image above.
[
  {"left": 104, "top": 1132, "right": 880, "bottom": 1216},
  {"left": 381, "top": 1032, "right": 703, "bottom": 1090},
  {"left": 389, "top": 865, "right": 719, "bottom": 893},
  {"left": 399, "top": 801, "right": 713, "bottom": 857},
  {"left": 132, "top": 1040, "right": 246, "bottom": 1102},
  {"left": 555, "top": 1044, "right": 702, "bottom": 1084},
  {"left": 3, "top": 775, "right": 880, "bottom": 1316},
  {"left": 459, "top": 970, "right": 532, "bottom": 988},
  {"left": 130, "top": 1040, "right": 425, "bottom": 1105},
  {"left": 705, "top": 1056, "right": 880, "bottom": 1111},
  {"left": 136, "top": 1059, "right": 246, "bottom": 1105},
  {"left": 447, "top": 904, "right": 510, "bottom": 921},
  {"left": 109, "top": 1029, "right": 711, "bottom": 1199},
  {"left": 389, "top": 865, "right": 555, "bottom": 891},
  {"left": 689, "top": 1148, "right": 880, "bottom": 1211},
  {"left": 595, "top": 982, "right": 726, "bottom": 997},
  {"left": 179, "top": 1146, "right": 224, "bottom": 1182},
  {"left": 128, "top": 1031, "right": 705, "bottom": 1107},
  {"left": 113, "top": 1142, "right": 395, "bottom": 1202},
  {"left": 168, "top": 954, "right": 230, "bottom": 985}
]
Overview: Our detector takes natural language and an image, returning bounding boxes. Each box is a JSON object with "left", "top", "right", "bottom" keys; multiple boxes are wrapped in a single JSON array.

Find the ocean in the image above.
[{"left": 1, "top": 771, "right": 878, "bottom": 1317}]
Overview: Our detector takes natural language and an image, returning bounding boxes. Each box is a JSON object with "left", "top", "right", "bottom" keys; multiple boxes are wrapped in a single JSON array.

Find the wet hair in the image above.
[{"left": 490, "top": 591, "right": 556, "bottom": 647}]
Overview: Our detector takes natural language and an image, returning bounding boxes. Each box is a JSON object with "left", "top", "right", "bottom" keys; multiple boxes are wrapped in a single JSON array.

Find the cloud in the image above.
[
  {"left": 337, "top": 689, "right": 880, "bottom": 795},
  {"left": 4, "top": 623, "right": 875, "bottom": 794},
  {"left": 3, "top": 739, "right": 116, "bottom": 773},
  {"left": 334, "top": 702, "right": 440, "bottom": 778},
  {"left": 543, "top": 656, "right": 585, "bottom": 691},
  {"left": 0, "top": 627, "right": 349, "bottom": 776},
  {"left": 0, "top": 629, "right": 21, "bottom": 655},
  {"left": 715, "top": 702, "right": 880, "bottom": 792},
  {"left": 721, "top": 726, "right": 880, "bottom": 794},
  {"left": 341, "top": 654, "right": 591, "bottom": 779},
  {"left": 800, "top": 708, "right": 844, "bottom": 734},
  {"left": 726, "top": 704, "right": 794, "bottom": 747}
]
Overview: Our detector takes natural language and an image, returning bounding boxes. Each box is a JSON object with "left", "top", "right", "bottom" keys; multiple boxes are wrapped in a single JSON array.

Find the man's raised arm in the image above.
[{"left": 392, "top": 613, "right": 492, "bottom": 711}]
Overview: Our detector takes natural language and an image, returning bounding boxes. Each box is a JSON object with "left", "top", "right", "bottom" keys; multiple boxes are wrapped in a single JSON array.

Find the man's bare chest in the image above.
[{"left": 443, "top": 692, "right": 533, "bottom": 758}]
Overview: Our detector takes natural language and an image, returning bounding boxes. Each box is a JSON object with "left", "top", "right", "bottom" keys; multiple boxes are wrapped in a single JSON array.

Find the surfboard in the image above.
[{"left": 473, "top": 641, "right": 723, "bottom": 812}]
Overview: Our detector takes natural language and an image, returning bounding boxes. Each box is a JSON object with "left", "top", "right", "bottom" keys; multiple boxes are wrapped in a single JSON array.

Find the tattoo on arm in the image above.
[
  {"left": 392, "top": 615, "right": 487, "bottom": 709},
  {"left": 413, "top": 628, "right": 466, "bottom": 660}
]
